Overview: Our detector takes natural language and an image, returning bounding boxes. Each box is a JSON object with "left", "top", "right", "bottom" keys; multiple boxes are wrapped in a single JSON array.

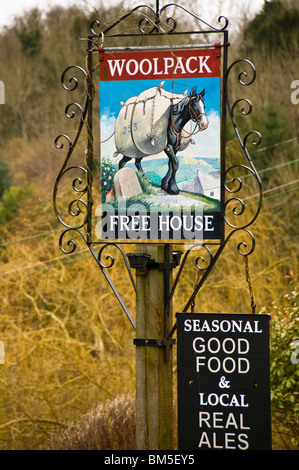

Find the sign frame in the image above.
[{"left": 53, "top": 1, "right": 263, "bottom": 340}]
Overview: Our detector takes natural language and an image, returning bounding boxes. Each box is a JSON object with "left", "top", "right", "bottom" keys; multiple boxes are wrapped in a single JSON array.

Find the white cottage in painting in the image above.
[{"left": 183, "top": 169, "right": 220, "bottom": 200}]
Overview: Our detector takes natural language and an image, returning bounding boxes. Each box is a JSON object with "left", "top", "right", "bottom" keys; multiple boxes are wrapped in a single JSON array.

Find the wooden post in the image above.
[{"left": 135, "top": 244, "right": 173, "bottom": 450}]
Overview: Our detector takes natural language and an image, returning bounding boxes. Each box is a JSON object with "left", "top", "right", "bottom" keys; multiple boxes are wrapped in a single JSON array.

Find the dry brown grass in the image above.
[
  {"left": 0, "top": 191, "right": 136, "bottom": 449},
  {"left": 47, "top": 393, "right": 136, "bottom": 450},
  {"left": 0, "top": 8, "right": 297, "bottom": 449},
  {"left": 0, "top": 178, "right": 296, "bottom": 449}
]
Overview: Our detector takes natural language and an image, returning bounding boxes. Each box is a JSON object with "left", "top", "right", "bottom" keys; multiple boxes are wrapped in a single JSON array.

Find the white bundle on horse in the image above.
[{"left": 113, "top": 82, "right": 192, "bottom": 159}]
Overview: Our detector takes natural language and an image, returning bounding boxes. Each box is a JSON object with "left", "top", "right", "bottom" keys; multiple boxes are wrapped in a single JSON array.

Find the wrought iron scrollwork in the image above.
[
  {"left": 96, "top": 243, "right": 137, "bottom": 330},
  {"left": 224, "top": 59, "right": 262, "bottom": 231},
  {"left": 53, "top": 2, "right": 262, "bottom": 329},
  {"left": 89, "top": 1, "right": 228, "bottom": 38},
  {"left": 159, "top": 4, "right": 228, "bottom": 32},
  {"left": 168, "top": 242, "right": 210, "bottom": 307},
  {"left": 53, "top": 64, "right": 93, "bottom": 254},
  {"left": 61, "top": 65, "right": 87, "bottom": 92},
  {"left": 59, "top": 228, "right": 88, "bottom": 255},
  {"left": 97, "top": 243, "right": 136, "bottom": 292}
]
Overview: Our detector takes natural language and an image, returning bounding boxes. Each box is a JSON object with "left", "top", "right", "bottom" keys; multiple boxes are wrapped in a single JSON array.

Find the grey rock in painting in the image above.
[{"left": 113, "top": 167, "right": 142, "bottom": 199}]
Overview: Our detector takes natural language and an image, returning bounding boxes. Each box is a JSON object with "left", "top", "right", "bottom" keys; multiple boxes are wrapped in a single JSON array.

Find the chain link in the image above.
[{"left": 244, "top": 255, "right": 256, "bottom": 314}]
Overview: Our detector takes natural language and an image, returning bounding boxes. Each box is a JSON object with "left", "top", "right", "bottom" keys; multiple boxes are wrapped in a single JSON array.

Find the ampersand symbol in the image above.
[{"left": 219, "top": 376, "right": 230, "bottom": 389}]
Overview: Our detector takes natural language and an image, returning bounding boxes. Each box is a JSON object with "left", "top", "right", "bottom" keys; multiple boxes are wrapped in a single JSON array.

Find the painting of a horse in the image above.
[{"left": 114, "top": 86, "right": 208, "bottom": 195}]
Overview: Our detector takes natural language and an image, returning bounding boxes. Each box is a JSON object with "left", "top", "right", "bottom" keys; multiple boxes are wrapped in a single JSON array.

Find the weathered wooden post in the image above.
[{"left": 134, "top": 244, "right": 174, "bottom": 450}]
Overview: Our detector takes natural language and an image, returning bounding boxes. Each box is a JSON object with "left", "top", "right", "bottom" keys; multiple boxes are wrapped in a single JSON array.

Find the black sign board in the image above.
[{"left": 177, "top": 313, "right": 272, "bottom": 450}]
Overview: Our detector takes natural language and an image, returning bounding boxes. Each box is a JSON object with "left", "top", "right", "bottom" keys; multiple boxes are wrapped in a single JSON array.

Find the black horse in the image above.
[{"left": 118, "top": 86, "right": 208, "bottom": 195}]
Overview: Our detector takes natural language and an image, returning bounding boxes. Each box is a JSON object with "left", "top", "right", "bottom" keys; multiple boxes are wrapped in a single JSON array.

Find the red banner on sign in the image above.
[{"left": 99, "top": 48, "right": 220, "bottom": 81}]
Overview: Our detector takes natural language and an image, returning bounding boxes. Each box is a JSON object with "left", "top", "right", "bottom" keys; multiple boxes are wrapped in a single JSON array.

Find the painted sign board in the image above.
[
  {"left": 97, "top": 47, "right": 222, "bottom": 241},
  {"left": 177, "top": 313, "right": 272, "bottom": 450}
]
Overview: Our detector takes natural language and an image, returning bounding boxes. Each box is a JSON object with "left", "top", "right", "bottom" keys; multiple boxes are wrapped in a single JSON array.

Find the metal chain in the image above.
[
  {"left": 187, "top": 268, "right": 204, "bottom": 314},
  {"left": 150, "top": 92, "right": 156, "bottom": 140},
  {"left": 244, "top": 255, "right": 256, "bottom": 314}
]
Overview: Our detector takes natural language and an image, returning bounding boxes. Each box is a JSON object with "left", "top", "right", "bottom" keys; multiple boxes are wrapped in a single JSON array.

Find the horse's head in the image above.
[{"left": 189, "top": 86, "right": 208, "bottom": 131}]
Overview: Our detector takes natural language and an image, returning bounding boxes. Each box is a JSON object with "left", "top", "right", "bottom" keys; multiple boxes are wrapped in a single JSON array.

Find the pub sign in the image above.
[
  {"left": 177, "top": 313, "right": 272, "bottom": 450},
  {"left": 97, "top": 46, "right": 222, "bottom": 241}
]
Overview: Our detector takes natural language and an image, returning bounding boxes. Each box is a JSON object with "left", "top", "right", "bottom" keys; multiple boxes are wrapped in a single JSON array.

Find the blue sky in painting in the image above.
[
  {"left": 100, "top": 77, "right": 220, "bottom": 122},
  {"left": 99, "top": 76, "right": 221, "bottom": 160}
]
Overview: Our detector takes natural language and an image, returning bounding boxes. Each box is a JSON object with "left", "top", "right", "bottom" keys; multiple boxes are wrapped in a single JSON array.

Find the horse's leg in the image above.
[
  {"left": 135, "top": 158, "right": 144, "bottom": 173},
  {"left": 168, "top": 150, "right": 180, "bottom": 195},
  {"left": 162, "top": 145, "right": 179, "bottom": 195},
  {"left": 118, "top": 155, "right": 131, "bottom": 170},
  {"left": 161, "top": 156, "right": 172, "bottom": 193}
]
